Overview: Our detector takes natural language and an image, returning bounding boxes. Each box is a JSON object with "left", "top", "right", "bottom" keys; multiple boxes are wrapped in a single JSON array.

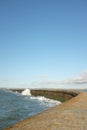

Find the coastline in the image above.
[
  {"left": 4, "top": 90, "right": 87, "bottom": 130},
  {"left": 7, "top": 88, "right": 79, "bottom": 102}
]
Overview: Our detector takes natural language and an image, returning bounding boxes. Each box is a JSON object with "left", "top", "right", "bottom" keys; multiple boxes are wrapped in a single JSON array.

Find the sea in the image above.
[{"left": 0, "top": 88, "right": 61, "bottom": 130}]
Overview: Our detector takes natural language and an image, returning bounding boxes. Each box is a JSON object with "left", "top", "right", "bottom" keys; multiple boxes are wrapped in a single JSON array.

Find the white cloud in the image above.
[
  {"left": 1, "top": 70, "right": 87, "bottom": 89},
  {"left": 62, "top": 70, "right": 87, "bottom": 84},
  {"left": 30, "top": 70, "right": 87, "bottom": 89}
]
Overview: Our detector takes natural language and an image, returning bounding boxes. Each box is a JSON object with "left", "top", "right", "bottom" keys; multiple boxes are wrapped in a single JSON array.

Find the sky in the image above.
[{"left": 0, "top": 0, "right": 87, "bottom": 89}]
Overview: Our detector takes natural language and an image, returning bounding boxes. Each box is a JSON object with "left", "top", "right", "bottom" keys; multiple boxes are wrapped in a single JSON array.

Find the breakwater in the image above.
[
  {"left": 31, "top": 89, "right": 79, "bottom": 102},
  {"left": 5, "top": 89, "right": 87, "bottom": 130},
  {"left": 10, "top": 89, "right": 79, "bottom": 102}
]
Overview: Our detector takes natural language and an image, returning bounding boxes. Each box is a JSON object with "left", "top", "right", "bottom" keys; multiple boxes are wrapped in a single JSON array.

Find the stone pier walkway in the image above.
[{"left": 5, "top": 92, "right": 87, "bottom": 130}]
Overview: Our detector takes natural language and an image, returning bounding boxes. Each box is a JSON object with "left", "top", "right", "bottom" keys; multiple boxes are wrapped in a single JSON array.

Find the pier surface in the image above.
[{"left": 5, "top": 90, "right": 87, "bottom": 130}]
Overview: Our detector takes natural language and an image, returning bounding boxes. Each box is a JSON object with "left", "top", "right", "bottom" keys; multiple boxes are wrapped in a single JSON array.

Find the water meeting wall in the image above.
[{"left": 31, "top": 90, "right": 79, "bottom": 101}]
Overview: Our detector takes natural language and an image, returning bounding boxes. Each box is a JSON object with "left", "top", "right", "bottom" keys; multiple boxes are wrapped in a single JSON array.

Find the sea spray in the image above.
[
  {"left": 21, "top": 88, "right": 31, "bottom": 96},
  {"left": 30, "top": 96, "right": 61, "bottom": 107},
  {"left": 21, "top": 88, "right": 61, "bottom": 107}
]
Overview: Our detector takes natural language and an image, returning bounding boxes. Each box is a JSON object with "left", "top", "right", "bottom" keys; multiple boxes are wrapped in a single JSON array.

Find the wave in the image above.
[
  {"left": 1, "top": 88, "right": 61, "bottom": 106},
  {"left": 21, "top": 89, "right": 61, "bottom": 106},
  {"left": 30, "top": 96, "right": 61, "bottom": 106},
  {"left": 21, "top": 89, "right": 31, "bottom": 96}
]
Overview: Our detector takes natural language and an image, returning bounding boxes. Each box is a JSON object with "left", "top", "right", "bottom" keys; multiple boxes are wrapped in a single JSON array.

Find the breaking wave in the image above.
[
  {"left": 21, "top": 88, "right": 31, "bottom": 96},
  {"left": 21, "top": 89, "right": 61, "bottom": 106}
]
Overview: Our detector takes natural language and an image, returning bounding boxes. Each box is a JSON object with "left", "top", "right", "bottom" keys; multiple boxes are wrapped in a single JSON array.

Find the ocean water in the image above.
[
  {"left": 81, "top": 89, "right": 87, "bottom": 92},
  {"left": 0, "top": 89, "right": 61, "bottom": 130}
]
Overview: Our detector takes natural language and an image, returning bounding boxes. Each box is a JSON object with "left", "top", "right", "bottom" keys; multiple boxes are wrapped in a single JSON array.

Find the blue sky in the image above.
[{"left": 0, "top": 0, "right": 87, "bottom": 89}]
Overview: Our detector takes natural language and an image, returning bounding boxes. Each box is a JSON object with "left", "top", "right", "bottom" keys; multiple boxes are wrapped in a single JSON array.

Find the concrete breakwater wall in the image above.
[
  {"left": 11, "top": 89, "right": 79, "bottom": 102},
  {"left": 31, "top": 90, "right": 79, "bottom": 101}
]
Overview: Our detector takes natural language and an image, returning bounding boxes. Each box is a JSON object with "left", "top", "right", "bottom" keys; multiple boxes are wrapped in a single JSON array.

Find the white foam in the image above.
[
  {"left": 21, "top": 89, "right": 31, "bottom": 96},
  {"left": 30, "top": 96, "right": 61, "bottom": 106},
  {"left": 30, "top": 96, "right": 46, "bottom": 100},
  {"left": 21, "top": 89, "right": 61, "bottom": 106}
]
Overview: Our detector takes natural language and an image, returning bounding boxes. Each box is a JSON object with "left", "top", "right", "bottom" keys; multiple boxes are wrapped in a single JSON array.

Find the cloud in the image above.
[
  {"left": 31, "top": 70, "right": 87, "bottom": 87},
  {"left": 1, "top": 70, "right": 87, "bottom": 89},
  {"left": 62, "top": 71, "right": 87, "bottom": 84}
]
